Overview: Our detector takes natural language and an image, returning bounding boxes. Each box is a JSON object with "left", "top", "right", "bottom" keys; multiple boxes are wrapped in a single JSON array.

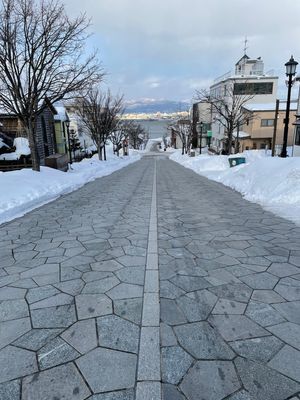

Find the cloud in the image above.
[{"left": 64, "top": 0, "right": 300, "bottom": 101}]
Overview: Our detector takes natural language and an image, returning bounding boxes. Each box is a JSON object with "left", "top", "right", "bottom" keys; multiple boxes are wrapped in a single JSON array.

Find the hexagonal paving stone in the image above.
[
  {"left": 251, "top": 290, "right": 285, "bottom": 304},
  {"left": 30, "top": 293, "right": 74, "bottom": 310},
  {"left": 162, "top": 384, "right": 186, "bottom": 400},
  {"left": 0, "top": 346, "right": 38, "bottom": 383},
  {"left": 91, "top": 260, "right": 123, "bottom": 272},
  {"left": 267, "top": 322, "right": 300, "bottom": 350},
  {"left": 115, "top": 267, "right": 145, "bottom": 285},
  {"left": 62, "top": 319, "right": 98, "bottom": 354},
  {"left": 267, "top": 263, "right": 300, "bottom": 278},
  {"left": 245, "top": 301, "right": 286, "bottom": 327},
  {"left": 273, "top": 300, "right": 300, "bottom": 324},
  {"left": 76, "top": 348, "right": 137, "bottom": 393},
  {"left": 37, "top": 336, "right": 80, "bottom": 370},
  {"left": 0, "top": 299, "right": 28, "bottom": 322},
  {"left": 160, "top": 281, "right": 185, "bottom": 300},
  {"left": 180, "top": 361, "right": 240, "bottom": 400},
  {"left": 13, "top": 328, "right": 62, "bottom": 351},
  {"left": 229, "top": 336, "right": 284, "bottom": 362},
  {"left": 212, "top": 298, "right": 246, "bottom": 315},
  {"left": 170, "top": 275, "right": 210, "bottom": 292},
  {"left": 22, "top": 363, "right": 91, "bottom": 400},
  {"left": 82, "top": 277, "right": 120, "bottom": 294},
  {"left": 0, "top": 318, "right": 31, "bottom": 350},
  {"left": 268, "top": 345, "right": 300, "bottom": 382},
  {"left": 75, "top": 294, "right": 112, "bottom": 319},
  {"left": 161, "top": 323, "right": 177, "bottom": 347},
  {"left": 174, "top": 322, "right": 235, "bottom": 360},
  {"left": 208, "top": 283, "right": 252, "bottom": 303},
  {"left": 0, "top": 380, "right": 20, "bottom": 400},
  {"left": 114, "top": 297, "right": 143, "bottom": 324},
  {"left": 274, "top": 277, "right": 300, "bottom": 301},
  {"left": 107, "top": 283, "right": 143, "bottom": 300},
  {"left": 209, "top": 315, "right": 269, "bottom": 341},
  {"left": 31, "top": 304, "right": 77, "bottom": 328},
  {"left": 235, "top": 357, "right": 300, "bottom": 400},
  {"left": 161, "top": 299, "right": 187, "bottom": 325},
  {"left": 175, "top": 290, "right": 217, "bottom": 322},
  {"left": 97, "top": 315, "right": 139, "bottom": 353},
  {"left": 161, "top": 346, "right": 193, "bottom": 384}
]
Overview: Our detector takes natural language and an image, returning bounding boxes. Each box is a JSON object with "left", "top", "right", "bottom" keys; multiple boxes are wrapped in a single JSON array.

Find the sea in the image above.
[{"left": 137, "top": 119, "right": 175, "bottom": 139}]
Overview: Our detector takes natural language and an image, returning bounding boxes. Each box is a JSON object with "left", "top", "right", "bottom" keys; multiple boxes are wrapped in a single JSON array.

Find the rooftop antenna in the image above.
[{"left": 243, "top": 36, "right": 249, "bottom": 55}]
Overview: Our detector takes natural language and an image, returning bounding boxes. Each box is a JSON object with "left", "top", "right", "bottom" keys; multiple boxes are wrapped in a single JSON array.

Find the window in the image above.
[
  {"left": 253, "top": 142, "right": 257, "bottom": 149},
  {"left": 261, "top": 119, "right": 274, "bottom": 127},
  {"left": 260, "top": 143, "right": 266, "bottom": 149},
  {"left": 233, "top": 82, "right": 273, "bottom": 95},
  {"left": 295, "top": 126, "right": 300, "bottom": 146}
]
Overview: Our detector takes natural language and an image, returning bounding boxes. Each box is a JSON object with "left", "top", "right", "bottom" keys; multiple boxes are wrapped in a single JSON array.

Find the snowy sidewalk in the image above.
[{"left": 0, "top": 150, "right": 140, "bottom": 225}]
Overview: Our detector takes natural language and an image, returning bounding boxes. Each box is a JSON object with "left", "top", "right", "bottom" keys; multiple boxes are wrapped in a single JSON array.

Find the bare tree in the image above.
[
  {"left": 171, "top": 119, "right": 192, "bottom": 155},
  {"left": 126, "top": 121, "right": 146, "bottom": 150},
  {"left": 0, "top": 0, "right": 102, "bottom": 170},
  {"left": 110, "top": 121, "right": 128, "bottom": 157},
  {"left": 75, "top": 88, "right": 123, "bottom": 160},
  {"left": 196, "top": 85, "right": 254, "bottom": 154}
]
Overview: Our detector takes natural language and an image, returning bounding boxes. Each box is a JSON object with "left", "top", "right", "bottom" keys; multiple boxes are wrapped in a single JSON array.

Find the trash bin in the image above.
[
  {"left": 190, "top": 151, "right": 195, "bottom": 157},
  {"left": 228, "top": 157, "right": 246, "bottom": 167}
]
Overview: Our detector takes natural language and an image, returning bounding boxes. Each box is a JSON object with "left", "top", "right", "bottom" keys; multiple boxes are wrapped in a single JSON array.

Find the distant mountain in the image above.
[{"left": 124, "top": 99, "right": 190, "bottom": 114}]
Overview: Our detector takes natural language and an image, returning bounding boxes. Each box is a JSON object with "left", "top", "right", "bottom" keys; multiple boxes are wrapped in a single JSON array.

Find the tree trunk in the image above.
[
  {"left": 26, "top": 122, "right": 40, "bottom": 172},
  {"left": 97, "top": 144, "right": 103, "bottom": 160},
  {"left": 103, "top": 145, "right": 106, "bottom": 161}
]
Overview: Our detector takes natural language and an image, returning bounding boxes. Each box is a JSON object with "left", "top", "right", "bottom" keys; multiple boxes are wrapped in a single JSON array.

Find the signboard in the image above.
[{"left": 207, "top": 130, "right": 212, "bottom": 137}]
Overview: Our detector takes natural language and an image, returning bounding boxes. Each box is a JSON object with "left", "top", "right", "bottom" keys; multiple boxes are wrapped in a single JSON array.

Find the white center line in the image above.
[{"left": 136, "top": 158, "right": 161, "bottom": 400}]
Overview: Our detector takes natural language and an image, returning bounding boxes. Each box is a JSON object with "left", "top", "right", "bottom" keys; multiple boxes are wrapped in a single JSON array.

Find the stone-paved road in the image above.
[{"left": 0, "top": 155, "right": 300, "bottom": 400}]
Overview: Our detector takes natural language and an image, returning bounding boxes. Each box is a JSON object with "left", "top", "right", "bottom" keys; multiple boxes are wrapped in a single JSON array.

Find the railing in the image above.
[
  {"left": 213, "top": 71, "right": 233, "bottom": 85},
  {"left": 0, "top": 156, "right": 32, "bottom": 172}
]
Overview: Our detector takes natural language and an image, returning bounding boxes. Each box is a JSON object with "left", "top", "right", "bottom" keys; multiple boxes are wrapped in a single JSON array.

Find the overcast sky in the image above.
[{"left": 64, "top": 0, "right": 300, "bottom": 102}]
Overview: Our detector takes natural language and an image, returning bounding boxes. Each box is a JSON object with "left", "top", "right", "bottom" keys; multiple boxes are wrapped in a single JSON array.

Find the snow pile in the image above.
[
  {"left": 145, "top": 138, "right": 162, "bottom": 152},
  {"left": 0, "top": 150, "right": 141, "bottom": 224},
  {"left": 0, "top": 137, "right": 30, "bottom": 161},
  {"left": 170, "top": 150, "right": 300, "bottom": 224}
]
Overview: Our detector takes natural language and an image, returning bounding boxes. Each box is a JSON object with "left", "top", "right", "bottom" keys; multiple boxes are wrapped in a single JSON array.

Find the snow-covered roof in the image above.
[
  {"left": 54, "top": 104, "right": 69, "bottom": 122},
  {"left": 243, "top": 101, "right": 298, "bottom": 112},
  {"left": 232, "top": 131, "right": 250, "bottom": 139}
]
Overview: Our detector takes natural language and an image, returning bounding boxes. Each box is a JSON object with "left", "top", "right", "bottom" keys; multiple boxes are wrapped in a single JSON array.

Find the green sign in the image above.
[{"left": 207, "top": 130, "right": 212, "bottom": 137}]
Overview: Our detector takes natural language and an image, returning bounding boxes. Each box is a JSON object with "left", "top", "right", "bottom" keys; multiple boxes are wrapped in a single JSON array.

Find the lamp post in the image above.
[
  {"left": 281, "top": 55, "right": 298, "bottom": 158},
  {"left": 66, "top": 119, "right": 72, "bottom": 165},
  {"left": 199, "top": 121, "right": 203, "bottom": 155}
]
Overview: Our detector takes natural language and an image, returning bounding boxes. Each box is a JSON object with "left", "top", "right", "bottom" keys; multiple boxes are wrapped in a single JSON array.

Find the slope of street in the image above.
[{"left": 0, "top": 153, "right": 300, "bottom": 400}]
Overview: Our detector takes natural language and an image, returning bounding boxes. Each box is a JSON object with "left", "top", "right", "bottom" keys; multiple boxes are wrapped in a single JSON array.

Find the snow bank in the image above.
[
  {"left": 0, "top": 137, "right": 31, "bottom": 161},
  {"left": 145, "top": 138, "right": 162, "bottom": 152},
  {"left": 0, "top": 150, "right": 141, "bottom": 225},
  {"left": 170, "top": 150, "right": 300, "bottom": 225}
]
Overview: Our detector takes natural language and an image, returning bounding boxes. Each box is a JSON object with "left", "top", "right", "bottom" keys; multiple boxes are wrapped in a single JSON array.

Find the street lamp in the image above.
[
  {"left": 199, "top": 121, "right": 203, "bottom": 154},
  {"left": 281, "top": 55, "right": 298, "bottom": 157}
]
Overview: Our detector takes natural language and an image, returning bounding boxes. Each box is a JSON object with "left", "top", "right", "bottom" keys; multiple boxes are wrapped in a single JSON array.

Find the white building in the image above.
[{"left": 210, "top": 54, "right": 278, "bottom": 151}]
